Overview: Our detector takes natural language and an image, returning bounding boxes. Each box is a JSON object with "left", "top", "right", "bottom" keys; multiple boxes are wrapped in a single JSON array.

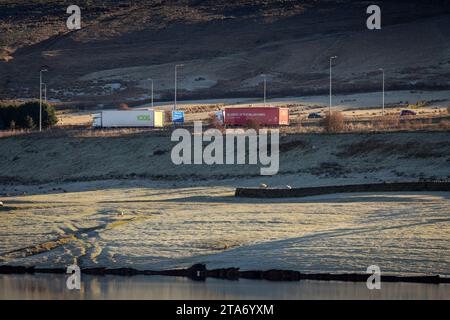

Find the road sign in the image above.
[{"left": 172, "top": 111, "right": 185, "bottom": 123}]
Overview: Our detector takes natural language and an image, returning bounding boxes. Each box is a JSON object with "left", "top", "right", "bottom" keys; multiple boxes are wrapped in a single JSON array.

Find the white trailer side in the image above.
[{"left": 100, "top": 110, "right": 156, "bottom": 127}]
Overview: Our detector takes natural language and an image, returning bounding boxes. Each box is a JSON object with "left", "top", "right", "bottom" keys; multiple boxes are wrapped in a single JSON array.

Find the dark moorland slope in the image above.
[{"left": 1, "top": 0, "right": 450, "bottom": 104}]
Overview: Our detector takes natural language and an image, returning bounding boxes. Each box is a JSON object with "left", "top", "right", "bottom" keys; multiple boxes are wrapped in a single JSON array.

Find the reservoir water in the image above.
[{"left": 1, "top": 274, "right": 449, "bottom": 300}]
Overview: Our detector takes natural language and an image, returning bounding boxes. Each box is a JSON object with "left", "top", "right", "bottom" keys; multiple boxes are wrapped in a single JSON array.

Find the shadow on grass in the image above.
[{"left": 97, "top": 192, "right": 450, "bottom": 204}]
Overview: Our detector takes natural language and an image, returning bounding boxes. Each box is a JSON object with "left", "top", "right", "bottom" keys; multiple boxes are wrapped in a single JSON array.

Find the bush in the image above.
[
  {"left": 246, "top": 119, "right": 260, "bottom": 132},
  {"left": 0, "top": 104, "right": 16, "bottom": 130},
  {"left": 164, "top": 110, "right": 172, "bottom": 123},
  {"left": 322, "top": 111, "right": 344, "bottom": 133},
  {"left": 439, "top": 120, "right": 450, "bottom": 130},
  {"left": 0, "top": 101, "right": 57, "bottom": 130},
  {"left": 25, "top": 115, "right": 36, "bottom": 129},
  {"left": 208, "top": 113, "right": 224, "bottom": 131},
  {"left": 21, "top": 101, "right": 58, "bottom": 129}
]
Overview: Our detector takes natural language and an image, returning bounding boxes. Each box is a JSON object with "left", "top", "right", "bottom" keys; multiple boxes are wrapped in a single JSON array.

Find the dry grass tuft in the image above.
[
  {"left": 0, "top": 129, "right": 31, "bottom": 138},
  {"left": 207, "top": 113, "right": 224, "bottom": 132},
  {"left": 246, "top": 119, "right": 260, "bottom": 132},
  {"left": 375, "top": 115, "right": 400, "bottom": 130},
  {"left": 180, "top": 104, "right": 223, "bottom": 114},
  {"left": 164, "top": 110, "right": 172, "bottom": 123},
  {"left": 439, "top": 120, "right": 450, "bottom": 131},
  {"left": 322, "top": 111, "right": 345, "bottom": 133},
  {"left": 0, "top": 126, "right": 172, "bottom": 139}
]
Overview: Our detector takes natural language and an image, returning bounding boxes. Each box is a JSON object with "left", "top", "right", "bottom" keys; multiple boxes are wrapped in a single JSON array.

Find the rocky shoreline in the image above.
[{"left": 1, "top": 264, "right": 449, "bottom": 284}]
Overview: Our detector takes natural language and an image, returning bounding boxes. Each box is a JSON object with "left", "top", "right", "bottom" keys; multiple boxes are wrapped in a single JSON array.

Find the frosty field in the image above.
[{"left": 1, "top": 179, "right": 449, "bottom": 276}]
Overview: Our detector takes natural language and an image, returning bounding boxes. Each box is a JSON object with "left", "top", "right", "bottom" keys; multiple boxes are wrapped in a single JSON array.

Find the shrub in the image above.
[
  {"left": 0, "top": 104, "right": 16, "bottom": 129},
  {"left": 21, "top": 101, "right": 58, "bottom": 128},
  {"left": 439, "top": 120, "right": 450, "bottom": 130},
  {"left": 246, "top": 119, "right": 260, "bottom": 132},
  {"left": 0, "top": 101, "right": 57, "bottom": 130},
  {"left": 164, "top": 110, "right": 172, "bottom": 123},
  {"left": 25, "top": 115, "right": 35, "bottom": 129},
  {"left": 322, "top": 111, "right": 344, "bottom": 133}
]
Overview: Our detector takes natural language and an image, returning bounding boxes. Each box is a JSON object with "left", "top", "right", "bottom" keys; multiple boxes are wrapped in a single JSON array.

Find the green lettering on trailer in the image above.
[{"left": 137, "top": 115, "right": 150, "bottom": 121}]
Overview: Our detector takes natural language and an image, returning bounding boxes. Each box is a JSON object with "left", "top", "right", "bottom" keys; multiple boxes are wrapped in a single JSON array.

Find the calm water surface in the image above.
[{"left": 1, "top": 274, "right": 449, "bottom": 300}]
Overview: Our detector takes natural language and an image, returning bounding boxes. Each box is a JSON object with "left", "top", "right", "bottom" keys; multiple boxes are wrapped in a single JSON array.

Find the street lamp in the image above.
[
  {"left": 148, "top": 78, "right": 154, "bottom": 108},
  {"left": 261, "top": 74, "right": 267, "bottom": 106},
  {"left": 39, "top": 66, "right": 49, "bottom": 131},
  {"left": 42, "top": 83, "right": 47, "bottom": 103},
  {"left": 329, "top": 56, "right": 337, "bottom": 114},
  {"left": 174, "top": 64, "right": 184, "bottom": 111},
  {"left": 379, "top": 68, "right": 385, "bottom": 116}
]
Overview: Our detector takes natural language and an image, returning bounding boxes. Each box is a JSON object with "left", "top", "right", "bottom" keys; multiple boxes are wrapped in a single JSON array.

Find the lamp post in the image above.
[
  {"left": 379, "top": 68, "right": 385, "bottom": 116},
  {"left": 174, "top": 64, "right": 184, "bottom": 111},
  {"left": 43, "top": 83, "right": 47, "bottom": 103},
  {"left": 261, "top": 74, "right": 267, "bottom": 106},
  {"left": 39, "top": 67, "right": 48, "bottom": 131},
  {"left": 329, "top": 56, "right": 337, "bottom": 114},
  {"left": 148, "top": 78, "right": 154, "bottom": 108}
]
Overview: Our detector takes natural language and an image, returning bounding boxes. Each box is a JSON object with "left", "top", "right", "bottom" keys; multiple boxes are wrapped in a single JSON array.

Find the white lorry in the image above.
[{"left": 92, "top": 110, "right": 164, "bottom": 128}]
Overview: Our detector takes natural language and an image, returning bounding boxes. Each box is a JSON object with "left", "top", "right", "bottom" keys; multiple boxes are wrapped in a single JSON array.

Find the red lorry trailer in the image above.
[{"left": 223, "top": 107, "right": 289, "bottom": 126}]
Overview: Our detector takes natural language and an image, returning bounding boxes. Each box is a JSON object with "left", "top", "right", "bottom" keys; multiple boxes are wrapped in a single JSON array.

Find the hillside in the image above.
[
  {"left": 1, "top": 130, "right": 449, "bottom": 276},
  {"left": 1, "top": 0, "right": 450, "bottom": 106},
  {"left": 0, "top": 130, "right": 449, "bottom": 185}
]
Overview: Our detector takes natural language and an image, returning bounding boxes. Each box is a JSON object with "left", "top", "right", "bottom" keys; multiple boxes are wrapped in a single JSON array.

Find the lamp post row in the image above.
[{"left": 38, "top": 61, "right": 386, "bottom": 129}]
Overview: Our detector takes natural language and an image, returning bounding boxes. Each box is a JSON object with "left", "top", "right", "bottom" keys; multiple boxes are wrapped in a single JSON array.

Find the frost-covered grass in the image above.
[{"left": 0, "top": 181, "right": 449, "bottom": 276}]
